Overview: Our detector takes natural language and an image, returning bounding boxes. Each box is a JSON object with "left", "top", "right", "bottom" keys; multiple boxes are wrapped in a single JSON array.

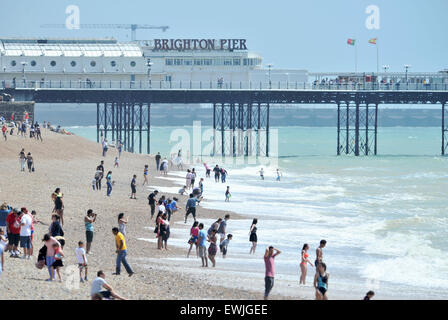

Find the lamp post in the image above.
[
  {"left": 21, "top": 61, "right": 28, "bottom": 87},
  {"left": 267, "top": 63, "right": 273, "bottom": 89},
  {"left": 147, "top": 60, "right": 153, "bottom": 88},
  {"left": 404, "top": 64, "right": 411, "bottom": 85}
]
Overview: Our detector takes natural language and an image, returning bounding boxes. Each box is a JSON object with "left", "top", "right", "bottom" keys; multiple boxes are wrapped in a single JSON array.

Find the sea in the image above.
[{"left": 63, "top": 124, "right": 448, "bottom": 299}]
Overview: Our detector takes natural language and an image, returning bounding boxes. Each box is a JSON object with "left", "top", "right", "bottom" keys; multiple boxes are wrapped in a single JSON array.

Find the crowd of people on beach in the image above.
[{"left": 0, "top": 136, "right": 377, "bottom": 301}]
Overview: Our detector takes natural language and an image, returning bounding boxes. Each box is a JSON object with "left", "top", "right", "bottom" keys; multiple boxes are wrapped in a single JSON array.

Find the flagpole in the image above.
[{"left": 376, "top": 40, "right": 379, "bottom": 75}]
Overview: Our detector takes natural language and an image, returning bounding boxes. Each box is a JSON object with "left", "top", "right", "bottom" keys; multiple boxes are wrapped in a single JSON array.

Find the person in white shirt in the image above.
[
  {"left": 75, "top": 241, "right": 88, "bottom": 282},
  {"left": 158, "top": 199, "right": 166, "bottom": 214},
  {"left": 91, "top": 270, "right": 126, "bottom": 300},
  {"left": 19, "top": 209, "right": 32, "bottom": 259}
]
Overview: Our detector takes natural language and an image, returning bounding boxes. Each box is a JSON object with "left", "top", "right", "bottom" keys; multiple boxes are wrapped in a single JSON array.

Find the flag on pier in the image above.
[
  {"left": 368, "top": 38, "right": 377, "bottom": 45},
  {"left": 347, "top": 38, "right": 356, "bottom": 45}
]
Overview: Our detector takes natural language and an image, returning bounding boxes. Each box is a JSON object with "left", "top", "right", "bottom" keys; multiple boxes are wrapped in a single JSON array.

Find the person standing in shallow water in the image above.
[
  {"left": 264, "top": 246, "right": 281, "bottom": 300},
  {"left": 207, "top": 229, "right": 218, "bottom": 267},
  {"left": 249, "top": 218, "right": 258, "bottom": 254},
  {"left": 315, "top": 239, "right": 326, "bottom": 270},
  {"left": 299, "top": 244, "right": 313, "bottom": 285},
  {"left": 314, "top": 262, "right": 329, "bottom": 300}
]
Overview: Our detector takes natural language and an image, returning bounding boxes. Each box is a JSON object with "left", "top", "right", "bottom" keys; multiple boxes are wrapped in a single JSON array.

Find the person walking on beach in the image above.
[
  {"left": 314, "top": 262, "right": 329, "bottom": 300},
  {"left": 36, "top": 124, "right": 43, "bottom": 141},
  {"left": 198, "top": 223, "right": 208, "bottom": 267},
  {"left": 19, "top": 209, "right": 32, "bottom": 259},
  {"left": 114, "top": 157, "right": 119, "bottom": 168},
  {"left": 249, "top": 218, "right": 258, "bottom": 254},
  {"left": 264, "top": 246, "right": 281, "bottom": 300},
  {"left": 112, "top": 227, "right": 134, "bottom": 276},
  {"left": 155, "top": 152, "right": 161, "bottom": 171},
  {"left": 117, "top": 140, "right": 122, "bottom": 158},
  {"left": 130, "top": 175, "right": 137, "bottom": 199},
  {"left": 315, "top": 240, "right": 326, "bottom": 270},
  {"left": 19, "top": 148, "right": 26, "bottom": 172},
  {"left": 299, "top": 244, "right": 314, "bottom": 285},
  {"left": 213, "top": 165, "right": 221, "bottom": 182},
  {"left": 105, "top": 171, "right": 113, "bottom": 197},
  {"left": 143, "top": 165, "right": 149, "bottom": 186},
  {"left": 75, "top": 241, "right": 88, "bottom": 283},
  {"left": 225, "top": 186, "right": 231, "bottom": 202},
  {"left": 147, "top": 190, "right": 158, "bottom": 219},
  {"left": 102, "top": 139, "right": 108, "bottom": 157},
  {"left": 26, "top": 152, "right": 34, "bottom": 173},
  {"left": 91, "top": 270, "right": 126, "bottom": 300},
  {"left": 187, "top": 221, "right": 199, "bottom": 258},
  {"left": 118, "top": 213, "right": 128, "bottom": 236},
  {"left": 218, "top": 214, "right": 230, "bottom": 244},
  {"left": 95, "top": 161, "right": 104, "bottom": 190},
  {"left": 43, "top": 234, "right": 61, "bottom": 281},
  {"left": 84, "top": 209, "right": 97, "bottom": 254},
  {"left": 208, "top": 229, "right": 218, "bottom": 267},
  {"left": 51, "top": 242, "right": 64, "bottom": 282},
  {"left": 185, "top": 193, "right": 201, "bottom": 223}
]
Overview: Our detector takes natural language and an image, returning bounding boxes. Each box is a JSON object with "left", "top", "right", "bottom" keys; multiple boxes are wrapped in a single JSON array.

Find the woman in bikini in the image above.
[
  {"left": 314, "top": 262, "right": 329, "bottom": 300},
  {"left": 299, "top": 243, "right": 313, "bottom": 285},
  {"left": 187, "top": 221, "right": 199, "bottom": 258},
  {"left": 208, "top": 229, "right": 218, "bottom": 267}
]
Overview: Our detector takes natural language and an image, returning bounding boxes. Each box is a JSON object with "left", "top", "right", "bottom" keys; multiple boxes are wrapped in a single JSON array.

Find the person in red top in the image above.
[
  {"left": 6, "top": 209, "right": 21, "bottom": 257},
  {"left": 263, "top": 246, "right": 281, "bottom": 300},
  {"left": 2, "top": 124, "right": 7, "bottom": 141}
]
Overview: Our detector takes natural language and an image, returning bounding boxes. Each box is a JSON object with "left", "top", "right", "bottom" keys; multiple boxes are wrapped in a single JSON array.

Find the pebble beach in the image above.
[{"left": 0, "top": 129, "right": 308, "bottom": 300}]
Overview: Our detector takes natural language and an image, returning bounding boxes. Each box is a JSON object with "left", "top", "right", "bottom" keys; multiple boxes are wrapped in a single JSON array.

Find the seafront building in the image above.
[{"left": 0, "top": 37, "right": 308, "bottom": 88}]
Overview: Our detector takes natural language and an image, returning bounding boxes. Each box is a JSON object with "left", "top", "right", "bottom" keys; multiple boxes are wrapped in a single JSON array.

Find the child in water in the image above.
[{"left": 225, "top": 186, "right": 231, "bottom": 202}]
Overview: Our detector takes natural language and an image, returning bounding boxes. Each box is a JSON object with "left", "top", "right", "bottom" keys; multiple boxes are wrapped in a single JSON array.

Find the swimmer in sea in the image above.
[
  {"left": 259, "top": 168, "right": 264, "bottom": 180},
  {"left": 276, "top": 169, "right": 282, "bottom": 181}
]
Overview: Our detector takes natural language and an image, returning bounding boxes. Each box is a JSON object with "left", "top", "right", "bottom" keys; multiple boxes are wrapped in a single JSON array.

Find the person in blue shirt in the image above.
[
  {"left": 185, "top": 194, "right": 201, "bottom": 224},
  {"left": 197, "top": 223, "right": 208, "bottom": 267},
  {"left": 199, "top": 178, "right": 204, "bottom": 195},
  {"left": 169, "top": 197, "right": 180, "bottom": 219},
  {"left": 0, "top": 202, "right": 11, "bottom": 235}
]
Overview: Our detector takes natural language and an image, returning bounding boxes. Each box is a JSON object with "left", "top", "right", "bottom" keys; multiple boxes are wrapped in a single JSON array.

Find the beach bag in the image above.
[{"left": 32, "top": 165, "right": 35, "bottom": 172}]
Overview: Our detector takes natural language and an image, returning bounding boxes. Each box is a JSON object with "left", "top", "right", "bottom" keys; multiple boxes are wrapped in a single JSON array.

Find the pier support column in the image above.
[
  {"left": 212, "top": 102, "right": 269, "bottom": 157},
  {"left": 337, "top": 101, "right": 378, "bottom": 156},
  {"left": 96, "top": 101, "right": 150, "bottom": 154}
]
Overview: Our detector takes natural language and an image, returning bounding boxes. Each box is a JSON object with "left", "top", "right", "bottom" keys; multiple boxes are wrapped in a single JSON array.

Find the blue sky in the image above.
[{"left": 1, "top": 0, "right": 447, "bottom": 72}]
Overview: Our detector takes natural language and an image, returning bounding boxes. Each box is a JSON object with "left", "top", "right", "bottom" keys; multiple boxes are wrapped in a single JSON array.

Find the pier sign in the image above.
[{"left": 153, "top": 39, "right": 247, "bottom": 51}]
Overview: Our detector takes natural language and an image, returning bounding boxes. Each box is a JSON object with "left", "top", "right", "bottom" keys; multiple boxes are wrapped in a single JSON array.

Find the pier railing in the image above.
[{"left": 2, "top": 79, "right": 448, "bottom": 91}]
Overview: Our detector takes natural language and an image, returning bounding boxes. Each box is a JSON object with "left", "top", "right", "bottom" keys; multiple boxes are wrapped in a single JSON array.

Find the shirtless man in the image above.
[{"left": 315, "top": 239, "right": 327, "bottom": 271}]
